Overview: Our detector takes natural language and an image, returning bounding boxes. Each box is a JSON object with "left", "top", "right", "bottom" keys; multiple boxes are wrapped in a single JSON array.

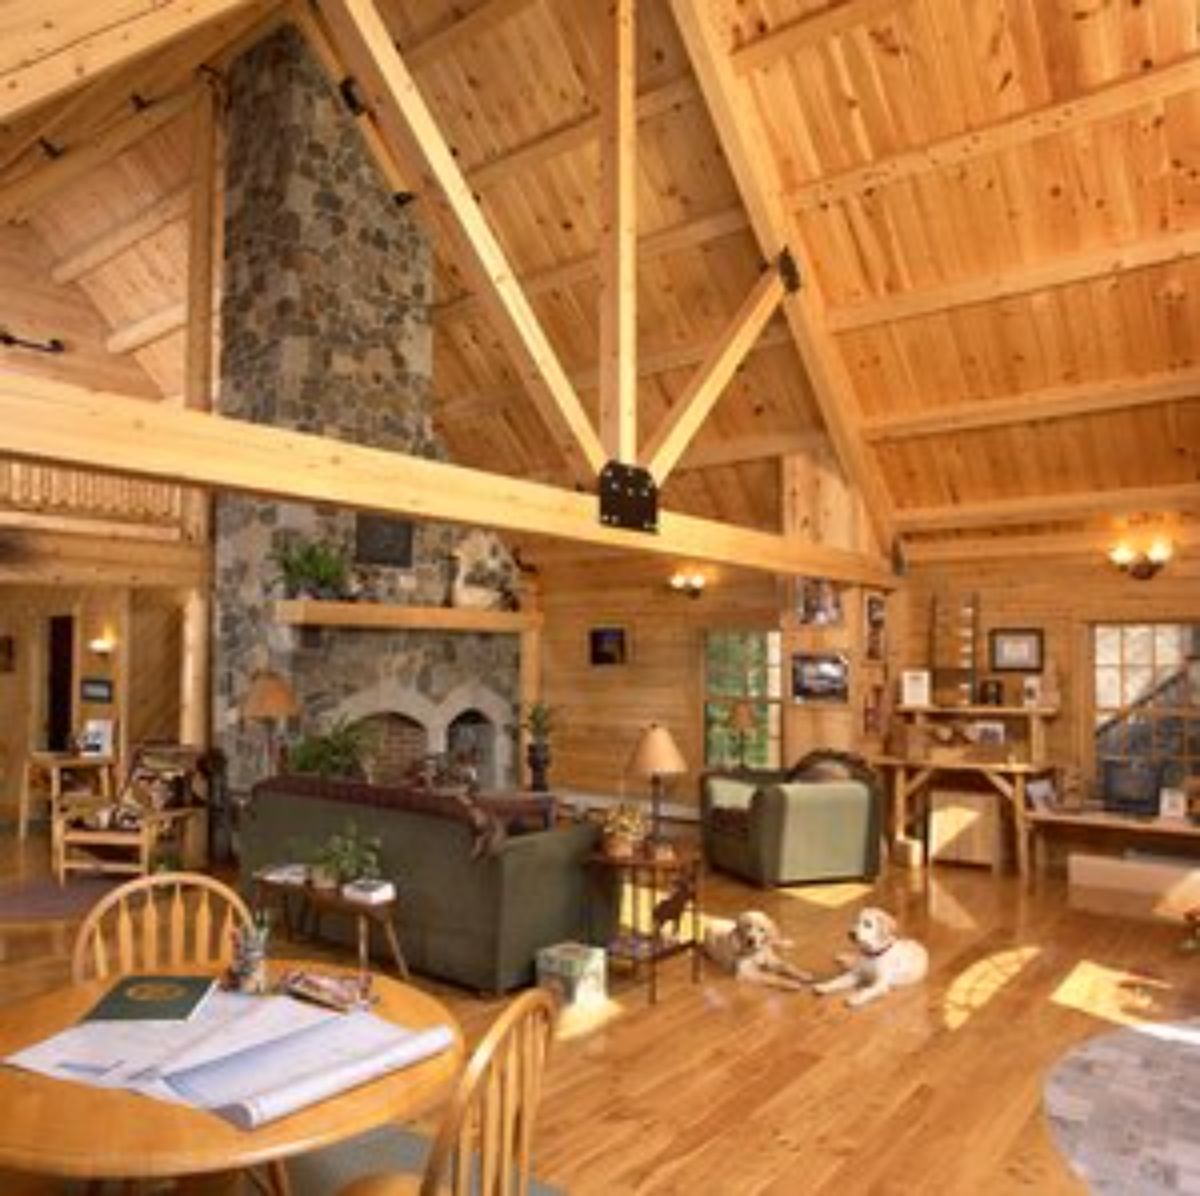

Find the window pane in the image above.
[
  {"left": 1124, "top": 626, "right": 1153, "bottom": 666},
  {"left": 1155, "top": 717, "right": 1183, "bottom": 757},
  {"left": 1156, "top": 626, "right": 1184, "bottom": 665},
  {"left": 1095, "top": 626, "right": 1120, "bottom": 665},
  {"left": 1095, "top": 667, "right": 1121, "bottom": 710},
  {"left": 1122, "top": 666, "right": 1154, "bottom": 707}
]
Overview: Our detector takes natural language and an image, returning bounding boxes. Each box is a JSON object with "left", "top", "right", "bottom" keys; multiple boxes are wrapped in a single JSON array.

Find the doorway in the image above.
[{"left": 46, "top": 614, "right": 74, "bottom": 751}]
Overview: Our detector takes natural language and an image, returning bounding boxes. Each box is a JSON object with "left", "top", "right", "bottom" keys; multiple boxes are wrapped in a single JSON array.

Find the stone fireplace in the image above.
[{"left": 212, "top": 26, "right": 519, "bottom": 793}]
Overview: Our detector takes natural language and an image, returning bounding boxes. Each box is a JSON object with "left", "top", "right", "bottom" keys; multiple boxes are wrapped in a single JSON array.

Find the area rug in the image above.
[
  {"left": 1044, "top": 1019, "right": 1200, "bottom": 1194},
  {"left": 0, "top": 876, "right": 116, "bottom": 923},
  {"left": 287, "top": 1124, "right": 565, "bottom": 1195}
]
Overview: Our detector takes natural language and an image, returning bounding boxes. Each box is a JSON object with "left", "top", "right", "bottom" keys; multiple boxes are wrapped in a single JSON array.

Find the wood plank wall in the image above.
[
  {"left": 893, "top": 553, "right": 1200, "bottom": 782},
  {"left": 538, "top": 555, "right": 779, "bottom": 806}
]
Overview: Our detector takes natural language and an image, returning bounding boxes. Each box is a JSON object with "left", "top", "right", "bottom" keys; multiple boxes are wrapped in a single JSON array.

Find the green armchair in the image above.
[{"left": 700, "top": 751, "right": 883, "bottom": 887}]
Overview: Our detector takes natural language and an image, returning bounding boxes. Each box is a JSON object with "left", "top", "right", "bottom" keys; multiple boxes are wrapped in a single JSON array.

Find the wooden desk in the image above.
[
  {"left": 873, "top": 755, "right": 1056, "bottom": 879},
  {"left": 255, "top": 878, "right": 409, "bottom": 979},
  {"left": 588, "top": 851, "right": 703, "bottom": 1004},
  {"left": 1026, "top": 809, "right": 1200, "bottom": 877},
  {"left": 0, "top": 962, "right": 461, "bottom": 1189},
  {"left": 19, "top": 753, "right": 116, "bottom": 840}
]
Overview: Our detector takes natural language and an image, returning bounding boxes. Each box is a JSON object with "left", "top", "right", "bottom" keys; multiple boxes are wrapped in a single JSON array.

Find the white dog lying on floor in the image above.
[
  {"left": 814, "top": 907, "right": 928, "bottom": 1007},
  {"left": 703, "top": 910, "right": 812, "bottom": 991}
]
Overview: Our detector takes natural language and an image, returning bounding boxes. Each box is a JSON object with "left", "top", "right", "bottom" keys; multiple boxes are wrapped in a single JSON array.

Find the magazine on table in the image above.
[{"left": 5, "top": 990, "right": 454, "bottom": 1130}]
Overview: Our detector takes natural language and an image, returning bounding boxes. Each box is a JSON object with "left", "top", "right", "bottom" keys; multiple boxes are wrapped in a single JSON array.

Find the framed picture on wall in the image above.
[
  {"left": 0, "top": 635, "right": 13, "bottom": 674},
  {"left": 588, "top": 626, "right": 630, "bottom": 667},
  {"left": 791, "top": 652, "right": 849, "bottom": 704},
  {"left": 80, "top": 718, "right": 115, "bottom": 757},
  {"left": 80, "top": 677, "right": 114, "bottom": 704},
  {"left": 989, "top": 628, "right": 1044, "bottom": 673},
  {"left": 864, "top": 593, "right": 886, "bottom": 662}
]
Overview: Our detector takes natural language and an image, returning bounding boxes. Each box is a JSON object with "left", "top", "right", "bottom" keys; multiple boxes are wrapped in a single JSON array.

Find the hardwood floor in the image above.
[{"left": 2, "top": 831, "right": 1197, "bottom": 1194}]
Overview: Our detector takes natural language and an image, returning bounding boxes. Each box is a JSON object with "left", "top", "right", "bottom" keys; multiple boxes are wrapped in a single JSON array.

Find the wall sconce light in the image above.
[
  {"left": 668, "top": 571, "right": 706, "bottom": 599},
  {"left": 87, "top": 634, "right": 117, "bottom": 655},
  {"left": 1108, "top": 538, "right": 1174, "bottom": 580}
]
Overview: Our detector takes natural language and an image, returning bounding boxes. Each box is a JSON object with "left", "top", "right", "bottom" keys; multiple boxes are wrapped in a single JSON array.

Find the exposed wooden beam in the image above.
[
  {"left": 436, "top": 204, "right": 748, "bottom": 325},
  {"left": 791, "top": 53, "right": 1200, "bottom": 212},
  {"left": 0, "top": 88, "right": 194, "bottom": 223},
  {"left": 106, "top": 302, "right": 186, "bottom": 356},
  {"left": 598, "top": 0, "right": 638, "bottom": 463},
  {"left": 318, "top": 0, "right": 606, "bottom": 480},
  {"left": 731, "top": 0, "right": 905, "bottom": 76},
  {"left": 863, "top": 366, "right": 1200, "bottom": 443},
  {"left": 402, "top": 0, "right": 536, "bottom": 73},
  {"left": 51, "top": 186, "right": 190, "bottom": 284},
  {"left": 184, "top": 80, "right": 220, "bottom": 411},
  {"left": 0, "top": 508, "right": 186, "bottom": 543},
  {"left": 904, "top": 524, "right": 1200, "bottom": 565},
  {"left": 0, "top": 527, "right": 208, "bottom": 586},
  {"left": 894, "top": 483, "right": 1200, "bottom": 533},
  {"left": 438, "top": 325, "right": 792, "bottom": 423},
  {"left": 678, "top": 430, "right": 823, "bottom": 472},
  {"left": 670, "top": 0, "right": 894, "bottom": 550},
  {"left": 643, "top": 263, "right": 785, "bottom": 483},
  {"left": 0, "top": 0, "right": 255, "bottom": 123},
  {"left": 829, "top": 228, "right": 1200, "bottom": 333},
  {"left": 0, "top": 374, "right": 896, "bottom": 587}
]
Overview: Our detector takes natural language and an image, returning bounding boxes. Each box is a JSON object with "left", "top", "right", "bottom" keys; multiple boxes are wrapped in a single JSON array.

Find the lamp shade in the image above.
[
  {"left": 628, "top": 723, "right": 687, "bottom": 780},
  {"left": 242, "top": 670, "right": 299, "bottom": 721},
  {"left": 729, "top": 699, "right": 756, "bottom": 733}
]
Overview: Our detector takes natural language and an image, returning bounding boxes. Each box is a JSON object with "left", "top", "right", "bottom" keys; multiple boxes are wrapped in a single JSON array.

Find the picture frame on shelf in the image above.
[
  {"left": 588, "top": 626, "right": 630, "bottom": 667},
  {"left": 900, "top": 669, "right": 931, "bottom": 708},
  {"left": 989, "top": 628, "right": 1044, "bottom": 673},
  {"left": 79, "top": 718, "right": 115, "bottom": 757}
]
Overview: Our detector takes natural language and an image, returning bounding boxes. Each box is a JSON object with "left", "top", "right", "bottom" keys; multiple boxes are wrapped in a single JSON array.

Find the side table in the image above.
[
  {"left": 587, "top": 850, "right": 703, "bottom": 1003},
  {"left": 254, "top": 878, "right": 409, "bottom": 979}
]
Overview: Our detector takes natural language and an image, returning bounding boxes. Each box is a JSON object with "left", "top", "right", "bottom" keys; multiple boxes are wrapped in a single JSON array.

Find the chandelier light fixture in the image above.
[{"left": 1107, "top": 537, "right": 1174, "bottom": 581}]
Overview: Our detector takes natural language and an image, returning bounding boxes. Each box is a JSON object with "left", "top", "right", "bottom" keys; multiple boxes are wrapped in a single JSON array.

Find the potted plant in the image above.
[
  {"left": 600, "top": 804, "right": 647, "bottom": 860},
  {"left": 271, "top": 535, "right": 351, "bottom": 600},
  {"left": 312, "top": 822, "right": 382, "bottom": 889},
  {"left": 287, "top": 718, "right": 373, "bottom": 780},
  {"left": 520, "top": 701, "right": 556, "bottom": 792}
]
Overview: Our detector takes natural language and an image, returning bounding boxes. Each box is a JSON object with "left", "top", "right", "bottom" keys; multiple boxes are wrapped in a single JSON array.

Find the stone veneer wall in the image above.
[{"left": 214, "top": 27, "right": 518, "bottom": 791}]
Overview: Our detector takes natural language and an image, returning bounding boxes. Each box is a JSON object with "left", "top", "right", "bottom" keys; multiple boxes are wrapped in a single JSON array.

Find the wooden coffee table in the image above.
[{"left": 0, "top": 962, "right": 461, "bottom": 1190}]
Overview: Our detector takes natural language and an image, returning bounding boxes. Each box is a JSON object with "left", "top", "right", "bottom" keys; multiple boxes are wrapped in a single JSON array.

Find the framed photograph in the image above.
[
  {"left": 864, "top": 593, "right": 886, "bottom": 662},
  {"left": 791, "top": 653, "right": 849, "bottom": 704},
  {"left": 795, "top": 577, "right": 843, "bottom": 626},
  {"left": 1021, "top": 675, "right": 1043, "bottom": 707},
  {"left": 80, "top": 676, "right": 114, "bottom": 704},
  {"left": 1160, "top": 787, "right": 1187, "bottom": 820},
  {"left": 80, "top": 718, "right": 114, "bottom": 757},
  {"left": 355, "top": 514, "right": 414, "bottom": 568},
  {"left": 0, "top": 634, "right": 13, "bottom": 674},
  {"left": 900, "top": 669, "right": 931, "bottom": 708},
  {"left": 989, "top": 628, "right": 1044, "bottom": 673},
  {"left": 588, "top": 626, "right": 629, "bottom": 667},
  {"left": 971, "top": 720, "right": 1007, "bottom": 746}
]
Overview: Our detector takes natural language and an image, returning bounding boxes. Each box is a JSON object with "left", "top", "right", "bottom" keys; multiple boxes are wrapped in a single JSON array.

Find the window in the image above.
[
  {"left": 703, "top": 630, "right": 783, "bottom": 769},
  {"left": 1093, "top": 623, "right": 1200, "bottom": 789}
]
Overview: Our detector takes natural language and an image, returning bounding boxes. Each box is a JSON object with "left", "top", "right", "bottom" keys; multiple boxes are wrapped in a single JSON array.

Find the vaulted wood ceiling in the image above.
[{"left": 0, "top": 0, "right": 1197, "bottom": 558}]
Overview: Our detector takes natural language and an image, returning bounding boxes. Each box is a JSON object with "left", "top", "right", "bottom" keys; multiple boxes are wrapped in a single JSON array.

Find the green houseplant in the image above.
[
  {"left": 311, "top": 822, "right": 382, "bottom": 889},
  {"left": 271, "top": 536, "right": 351, "bottom": 600},
  {"left": 287, "top": 718, "right": 372, "bottom": 780},
  {"left": 520, "top": 701, "right": 557, "bottom": 792}
]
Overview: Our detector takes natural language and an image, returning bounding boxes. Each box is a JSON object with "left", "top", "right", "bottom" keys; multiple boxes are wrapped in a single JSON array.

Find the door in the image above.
[{"left": 46, "top": 614, "right": 74, "bottom": 751}]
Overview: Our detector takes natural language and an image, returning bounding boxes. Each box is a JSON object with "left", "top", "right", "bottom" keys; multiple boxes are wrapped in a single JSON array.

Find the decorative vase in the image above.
[{"left": 527, "top": 741, "right": 551, "bottom": 792}]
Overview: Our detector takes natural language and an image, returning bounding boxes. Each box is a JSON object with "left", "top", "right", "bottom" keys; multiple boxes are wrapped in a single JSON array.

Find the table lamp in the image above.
[
  {"left": 729, "top": 699, "right": 756, "bottom": 769},
  {"left": 241, "top": 669, "right": 298, "bottom": 773},
  {"left": 628, "top": 722, "right": 687, "bottom": 852}
]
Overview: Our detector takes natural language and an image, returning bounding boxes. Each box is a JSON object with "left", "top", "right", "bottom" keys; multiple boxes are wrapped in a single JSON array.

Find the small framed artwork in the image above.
[
  {"left": 900, "top": 669, "right": 932, "bottom": 708},
  {"left": 588, "top": 626, "right": 630, "bottom": 667},
  {"left": 0, "top": 634, "right": 13, "bottom": 674},
  {"left": 80, "top": 677, "right": 114, "bottom": 704},
  {"left": 1160, "top": 787, "right": 1187, "bottom": 820},
  {"left": 795, "top": 578, "right": 843, "bottom": 626},
  {"left": 80, "top": 718, "right": 115, "bottom": 757},
  {"left": 989, "top": 628, "right": 1044, "bottom": 673},
  {"left": 864, "top": 593, "right": 886, "bottom": 662},
  {"left": 791, "top": 653, "right": 849, "bottom": 704}
]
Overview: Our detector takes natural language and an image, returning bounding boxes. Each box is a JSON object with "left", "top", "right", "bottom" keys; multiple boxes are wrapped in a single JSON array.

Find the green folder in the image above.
[{"left": 83, "top": 974, "right": 217, "bottom": 1022}]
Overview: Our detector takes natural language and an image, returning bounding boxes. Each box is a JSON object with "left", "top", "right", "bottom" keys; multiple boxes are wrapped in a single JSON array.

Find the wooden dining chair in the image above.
[
  {"left": 338, "top": 987, "right": 558, "bottom": 1196},
  {"left": 71, "top": 871, "right": 254, "bottom": 984}
]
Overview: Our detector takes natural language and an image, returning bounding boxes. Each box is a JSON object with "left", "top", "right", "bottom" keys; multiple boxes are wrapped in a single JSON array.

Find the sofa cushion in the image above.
[
  {"left": 708, "top": 805, "right": 751, "bottom": 839},
  {"left": 705, "top": 776, "right": 757, "bottom": 811}
]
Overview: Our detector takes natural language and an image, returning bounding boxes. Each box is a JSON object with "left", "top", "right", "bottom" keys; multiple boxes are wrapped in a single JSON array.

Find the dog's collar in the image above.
[{"left": 859, "top": 940, "right": 894, "bottom": 958}]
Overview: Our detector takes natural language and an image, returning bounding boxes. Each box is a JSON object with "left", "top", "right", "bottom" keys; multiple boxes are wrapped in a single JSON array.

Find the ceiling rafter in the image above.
[
  {"left": 669, "top": 0, "right": 894, "bottom": 552},
  {"left": 790, "top": 52, "right": 1200, "bottom": 213},
  {"left": 311, "top": 0, "right": 606, "bottom": 481},
  {"left": 828, "top": 228, "right": 1200, "bottom": 333},
  {"left": 863, "top": 367, "right": 1200, "bottom": 443},
  {"left": 106, "top": 303, "right": 186, "bottom": 356},
  {"left": 895, "top": 483, "right": 1200, "bottom": 533}
]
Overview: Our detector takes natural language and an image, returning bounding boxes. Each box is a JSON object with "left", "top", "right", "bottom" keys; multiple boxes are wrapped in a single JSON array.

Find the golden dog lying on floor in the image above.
[{"left": 702, "top": 910, "right": 812, "bottom": 991}]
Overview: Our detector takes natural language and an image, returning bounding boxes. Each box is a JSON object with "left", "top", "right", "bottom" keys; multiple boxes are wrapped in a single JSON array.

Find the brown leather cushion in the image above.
[{"left": 708, "top": 805, "right": 751, "bottom": 839}]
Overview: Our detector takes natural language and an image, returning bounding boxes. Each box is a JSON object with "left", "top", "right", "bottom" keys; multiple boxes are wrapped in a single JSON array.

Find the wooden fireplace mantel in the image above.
[{"left": 272, "top": 600, "right": 542, "bottom": 633}]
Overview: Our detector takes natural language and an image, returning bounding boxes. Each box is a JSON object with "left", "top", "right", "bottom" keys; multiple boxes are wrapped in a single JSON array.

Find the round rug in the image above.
[
  {"left": 1044, "top": 1019, "right": 1200, "bottom": 1194},
  {"left": 0, "top": 876, "right": 117, "bottom": 923}
]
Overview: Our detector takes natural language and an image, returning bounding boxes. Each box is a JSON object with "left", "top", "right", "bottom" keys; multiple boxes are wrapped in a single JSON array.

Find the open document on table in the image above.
[{"left": 5, "top": 990, "right": 455, "bottom": 1130}]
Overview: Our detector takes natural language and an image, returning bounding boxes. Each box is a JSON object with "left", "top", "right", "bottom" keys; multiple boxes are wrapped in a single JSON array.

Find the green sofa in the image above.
[
  {"left": 239, "top": 777, "right": 601, "bottom": 994},
  {"left": 700, "top": 751, "right": 883, "bottom": 887}
]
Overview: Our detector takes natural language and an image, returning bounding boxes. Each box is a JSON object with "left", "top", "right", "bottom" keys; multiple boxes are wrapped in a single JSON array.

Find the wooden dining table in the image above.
[{"left": 0, "top": 962, "right": 464, "bottom": 1192}]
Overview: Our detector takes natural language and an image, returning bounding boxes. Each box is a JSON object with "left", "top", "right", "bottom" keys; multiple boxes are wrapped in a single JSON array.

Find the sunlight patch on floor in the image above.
[
  {"left": 942, "top": 945, "right": 1040, "bottom": 1030},
  {"left": 926, "top": 873, "right": 980, "bottom": 931},
  {"left": 775, "top": 881, "right": 872, "bottom": 909},
  {"left": 1050, "top": 959, "right": 1172, "bottom": 1027},
  {"left": 555, "top": 997, "right": 626, "bottom": 1041}
]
